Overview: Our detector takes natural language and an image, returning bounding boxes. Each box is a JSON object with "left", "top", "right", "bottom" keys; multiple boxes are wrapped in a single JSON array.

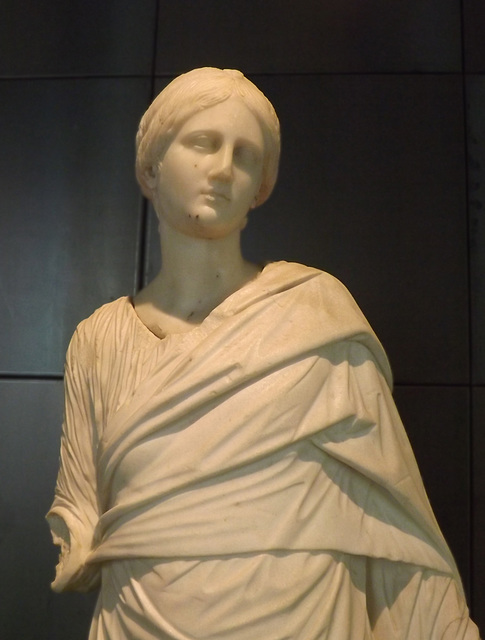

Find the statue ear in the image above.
[{"left": 143, "top": 165, "right": 158, "bottom": 190}]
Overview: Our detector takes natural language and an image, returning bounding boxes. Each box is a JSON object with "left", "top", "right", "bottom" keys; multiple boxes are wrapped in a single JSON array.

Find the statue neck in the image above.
[{"left": 133, "top": 220, "right": 259, "bottom": 335}]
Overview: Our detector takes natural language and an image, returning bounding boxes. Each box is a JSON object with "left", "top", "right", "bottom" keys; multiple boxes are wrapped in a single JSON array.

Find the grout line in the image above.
[
  {"left": 458, "top": 0, "right": 475, "bottom": 610},
  {"left": 0, "top": 375, "right": 483, "bottom": 386},
  {"left": 393, "top": 382, "right": 478, "bottom": 388},
  {"left": 156, "top": 70, "right": 466, "bottom": 79},
  {"left": 135, "top": 197, "right": 149, "bottom": 294},
  {"left": 0, "top": 374, "right": 63, "bottom": 381},
  {"left": 133, "top": 0, "right": 161, "bottom": 294},
  {"left": 135, "top": 0, "right": 162, "bottom": 293},
  {"left": 150, "top": 0, "right": 161, "bottom": 93},
  {"left": 0, "top": 74, "right": 153, "bottom": 82},
  {"left": 0, "top": 71, "right": 472, "bottom": 83}
]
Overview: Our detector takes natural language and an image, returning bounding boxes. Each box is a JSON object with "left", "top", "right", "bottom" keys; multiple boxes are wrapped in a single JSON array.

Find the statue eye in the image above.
[
  {"left": 185, "top": 133, "right": 219, "bottom": 153},
  {"left": 234, "top": 144, "right": 262, "bottom": 169}
]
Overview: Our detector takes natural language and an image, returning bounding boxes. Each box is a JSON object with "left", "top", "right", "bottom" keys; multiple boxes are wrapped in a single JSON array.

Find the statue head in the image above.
[{"left": 135, "top": 67, "right": 281, "bottom": 209}]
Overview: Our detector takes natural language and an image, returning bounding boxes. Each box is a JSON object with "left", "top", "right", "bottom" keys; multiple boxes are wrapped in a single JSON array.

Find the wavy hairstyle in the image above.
[{"left": 135, "top": 67, "right": 280, "bottom": 208}]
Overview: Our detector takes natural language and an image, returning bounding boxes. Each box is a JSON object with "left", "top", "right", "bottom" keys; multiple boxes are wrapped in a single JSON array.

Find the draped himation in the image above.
[{"left": 47, "top": 261, "right": 480, "bottom": 639}]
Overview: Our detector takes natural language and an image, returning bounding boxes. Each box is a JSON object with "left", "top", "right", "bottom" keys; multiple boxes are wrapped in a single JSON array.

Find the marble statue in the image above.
[{"left": 48, "top": 67, "right": 480, "bottom": 639}]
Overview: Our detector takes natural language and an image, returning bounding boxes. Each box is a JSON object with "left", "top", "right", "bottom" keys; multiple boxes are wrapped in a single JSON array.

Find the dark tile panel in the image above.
[
  {"left": 393, "top": 385, "right": 471, "bottom": 598},
  {"left": 253, "top": 75, "right": 468, "bottom": 384},
  {"left": 467, "top": 76, "right": 485, "bottom": 384},
  {"left": 0, "top": 0, "right": 157, "bottom": 77},
  {"left": 0, "top": 78, "right": 151, "bottom": 375},
  {"left": 0, "top": 380, "right": 97, "bottom": 640},
  {"left": 463, "top": 0, "right": 485, "bottom": 72},
  {"left": 144, "top": 74, "right": 469, "bottom": 384},
  {"left": 472, "top": 387, "right": 485, "bottom": 628},
  {"left": 156, "top": 0, "right": 461, "bottom": 74}
]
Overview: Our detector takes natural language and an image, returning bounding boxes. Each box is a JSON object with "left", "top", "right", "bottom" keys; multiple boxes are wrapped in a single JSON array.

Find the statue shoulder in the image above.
[
  {"left": 67, "top": 297, "right": 133, "bottom": 363},
  {"left": 272, "top": 261, "right": 359, "bottom": 307},
  {"left": 278, "top": 263, "right": 393, "bottom": 386}
]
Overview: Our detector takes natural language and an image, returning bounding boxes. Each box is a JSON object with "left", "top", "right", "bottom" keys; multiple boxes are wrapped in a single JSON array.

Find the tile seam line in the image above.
[
  {"left": 0, "top": 375, "right": 482, "bottom": 386},
  {"left": 459, "top": 0, "right": 475, "bottom": 613},
  {"left": 0, "top": 71, "right": 474, "bottom": 82}
]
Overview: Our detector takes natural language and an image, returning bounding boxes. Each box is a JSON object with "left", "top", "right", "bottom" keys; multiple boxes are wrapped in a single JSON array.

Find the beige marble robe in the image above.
[{"left": 48, "top": 261, "right": 480, "bottom": 639}]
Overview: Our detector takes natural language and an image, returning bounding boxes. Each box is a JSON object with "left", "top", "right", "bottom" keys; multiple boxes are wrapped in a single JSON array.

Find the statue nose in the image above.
[{"left": 209, "top": 146, "right": 233, "bottom": 181}]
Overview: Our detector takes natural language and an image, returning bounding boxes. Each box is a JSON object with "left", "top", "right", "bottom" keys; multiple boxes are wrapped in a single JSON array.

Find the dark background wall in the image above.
[{"left": 0, "top": 1, "right": 483, "bottom": 638}]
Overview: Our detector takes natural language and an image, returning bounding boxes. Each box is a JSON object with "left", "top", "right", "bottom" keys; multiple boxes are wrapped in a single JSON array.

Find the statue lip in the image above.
[{"left": 202, "top": 189, "right": 230, "bottom": 202}]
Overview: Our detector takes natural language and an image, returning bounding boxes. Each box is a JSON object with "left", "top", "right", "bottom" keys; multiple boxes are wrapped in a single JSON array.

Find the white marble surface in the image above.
[{"left": 48, "top": 68, "right": 480, "bottom": 639}]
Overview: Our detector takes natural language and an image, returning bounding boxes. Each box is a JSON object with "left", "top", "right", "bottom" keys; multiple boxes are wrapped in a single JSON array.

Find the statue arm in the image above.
[{"left": 46, "top": 327, "right": 100, "bottom": 592}]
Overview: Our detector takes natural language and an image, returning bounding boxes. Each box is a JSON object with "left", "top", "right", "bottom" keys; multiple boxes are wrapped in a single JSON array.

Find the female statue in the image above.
[{"left": 48, "top": 67, "right": 480, "bottom": 639}]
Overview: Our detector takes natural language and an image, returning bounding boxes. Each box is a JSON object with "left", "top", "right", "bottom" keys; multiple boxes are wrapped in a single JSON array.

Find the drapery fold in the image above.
[{"left": 47, "top": 261, "right": 479, "bottom": 638}]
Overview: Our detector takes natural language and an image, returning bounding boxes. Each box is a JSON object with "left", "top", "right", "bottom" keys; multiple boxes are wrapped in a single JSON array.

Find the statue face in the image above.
[{"left": 148, "top": 97, "right": 265, "bottom": 240}]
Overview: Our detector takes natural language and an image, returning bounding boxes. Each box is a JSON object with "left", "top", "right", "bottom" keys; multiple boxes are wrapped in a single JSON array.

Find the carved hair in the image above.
[{"left": 135, "top": 67, "right": 281, "bottom": 208}]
